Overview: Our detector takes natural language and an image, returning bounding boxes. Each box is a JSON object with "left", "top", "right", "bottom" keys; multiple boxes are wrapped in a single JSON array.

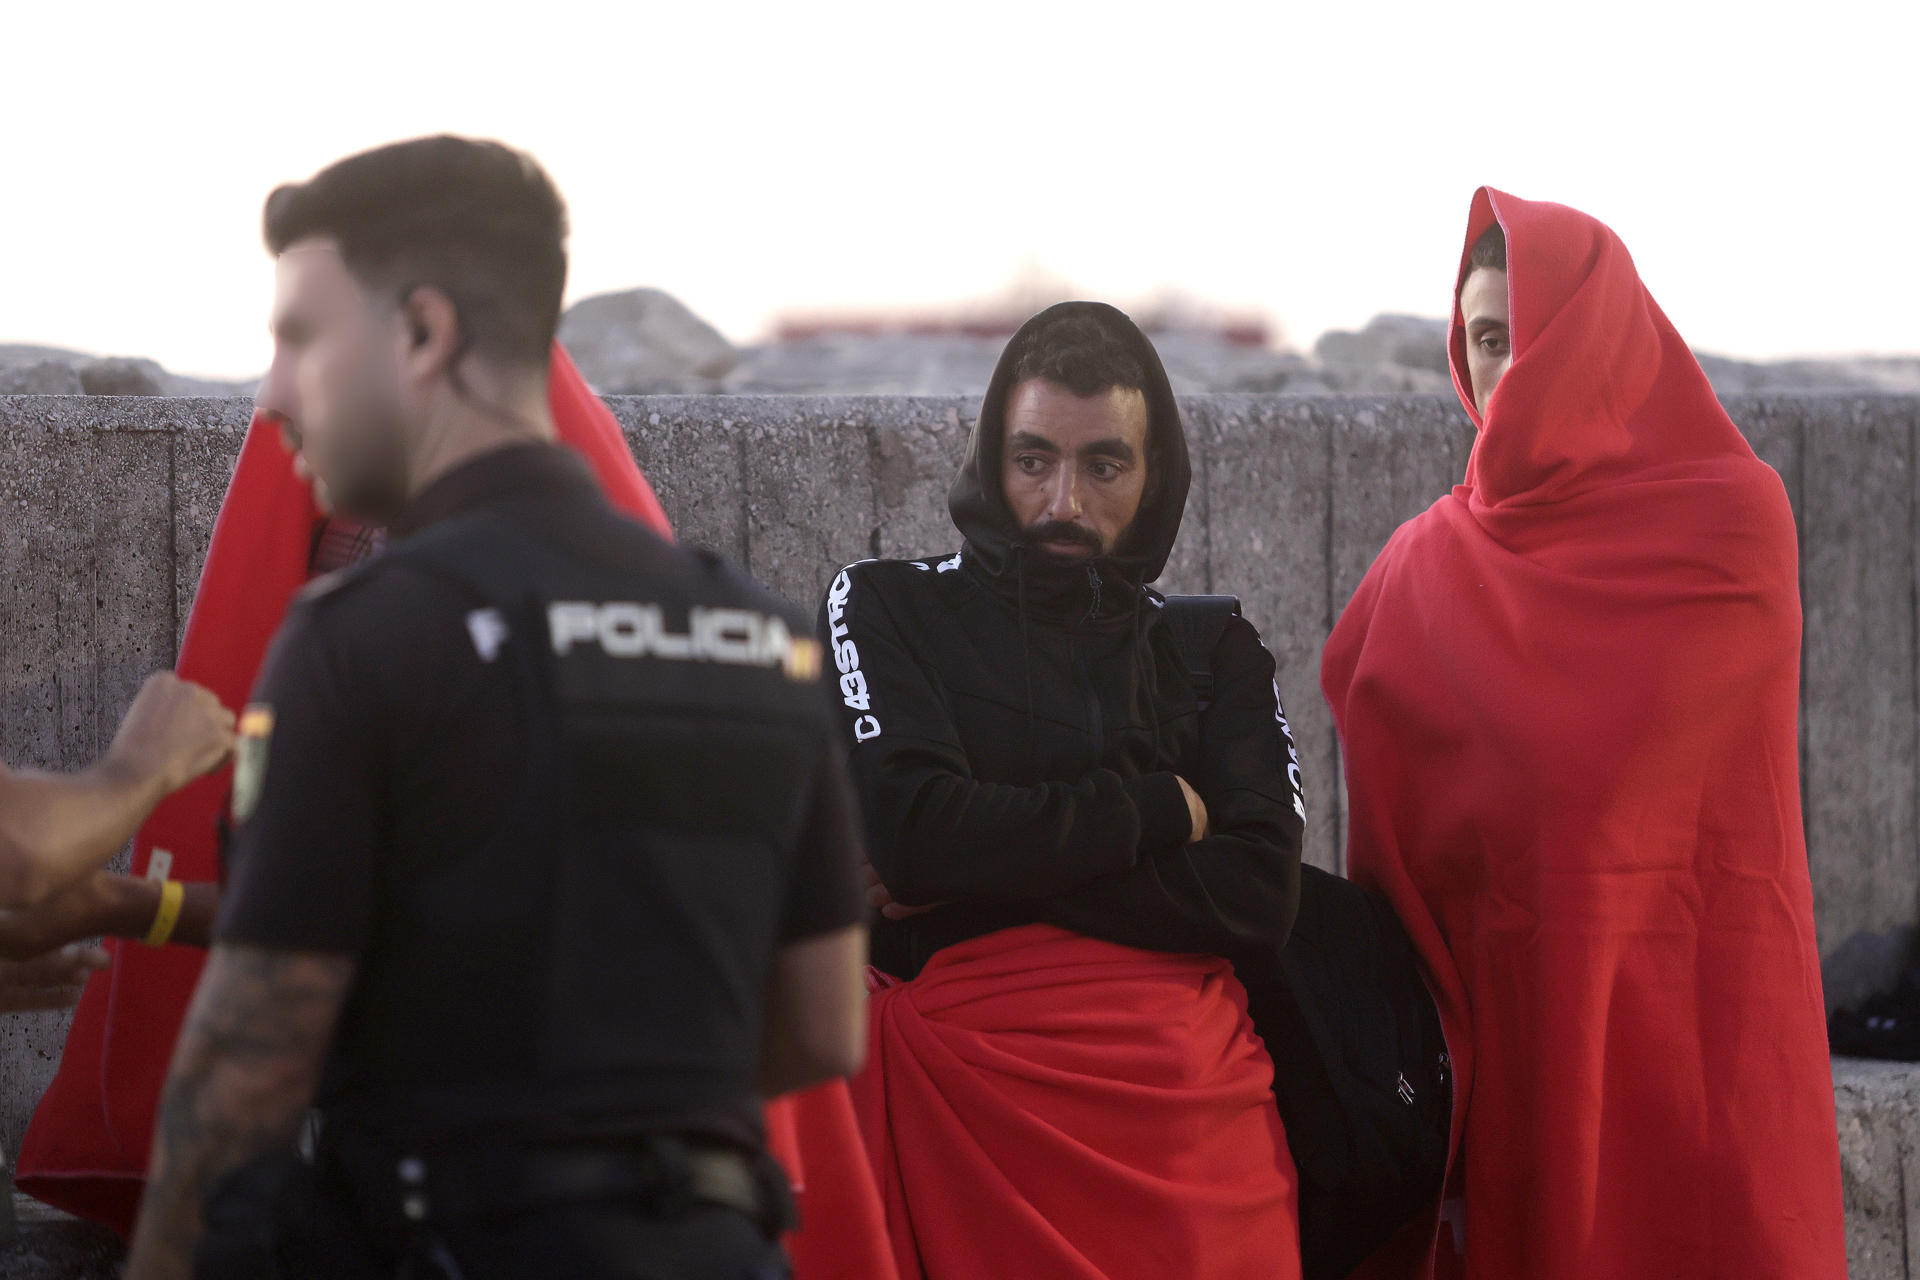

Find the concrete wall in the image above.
[{"left": 2, "top": 391, "right": 1916, "bottom": 1170}]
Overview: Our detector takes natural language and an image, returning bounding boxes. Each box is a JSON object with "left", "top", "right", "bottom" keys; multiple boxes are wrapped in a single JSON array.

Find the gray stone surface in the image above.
[
  {"left": 1836, "top": 1057, "right": 1920, "bottom": 1278},
  {"left": 1155, "top": 399, "right": 1210, "bottom": 600},
  {"left": 607, "top": 401, "right": 748, "bottom": 563},
  {"left": 741, "top": 400, "right": 879, "bottom": 608},
  {"left": 1314, "top": 314, "right": 1454, "bottom": 381},
  {"left": 1703, "top": 354, "right": 1920, "bottom": 395},
  {"left": 76, "top": 356, "right": 169, "bottom": 397},
  {"left": 0, "top": 362, "right": 84, "bottom": 395},
  {"left": 0, "top": 398, "right": 188, "bottom": 1166},
  {"left": 1193, "top": 398, "right": 1338, "bottom": 871},
  {"left": 0, "top": 344, "right": 254, "bottom": 399},
  {"left": 864, "top": 402, "right": 973, "bottom": 565},
  {"left": 169, "top": 415, "right": 252, "bottom": 654},
  {"left": 560, "top": 288, "right": 740, "bottom": 394},
  {"left": 726, "top": 334, "right": 1002, "bottom": 396},
  {"left": 1799, "top": 399, "right": 1918, "bottom": 956}
]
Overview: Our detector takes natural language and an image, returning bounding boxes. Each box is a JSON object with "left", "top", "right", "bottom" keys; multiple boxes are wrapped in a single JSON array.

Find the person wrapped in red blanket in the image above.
[
  {"left": 1323, "top": 188, "right": 1847, "bottom": 1279},
  {"left": 826, "top": 302, "right": 1307, "bottom": 1279},
  {"left": 16, "top": 341, "right": 894, "bottom": 1280}
]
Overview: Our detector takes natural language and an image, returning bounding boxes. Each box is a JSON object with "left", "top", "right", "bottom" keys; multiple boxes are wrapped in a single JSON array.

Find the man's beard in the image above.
[{"left": 1022, "top": 519, "right": 1106, "bottom": 559}]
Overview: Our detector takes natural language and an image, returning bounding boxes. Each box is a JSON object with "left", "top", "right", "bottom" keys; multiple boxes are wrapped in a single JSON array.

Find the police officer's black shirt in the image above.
[{"left": 215, "top": 442, "right": 864, "bottom": 1146}]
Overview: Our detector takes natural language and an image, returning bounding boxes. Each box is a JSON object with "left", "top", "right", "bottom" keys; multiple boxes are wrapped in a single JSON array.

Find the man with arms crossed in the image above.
[{"left": 827, "top": 302, "right": 1306, "bottom": 1279}]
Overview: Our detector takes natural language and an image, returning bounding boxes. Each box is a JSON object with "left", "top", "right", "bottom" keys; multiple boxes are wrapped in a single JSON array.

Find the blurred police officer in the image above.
[{"left": 126, "top": 136, "right": 866, "bottom": 1280}]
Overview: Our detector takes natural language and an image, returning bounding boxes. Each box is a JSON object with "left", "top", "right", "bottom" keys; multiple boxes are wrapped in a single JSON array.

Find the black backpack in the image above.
[{"left": 1160, "top": 595, "right": 1452, "bottom": 1280}]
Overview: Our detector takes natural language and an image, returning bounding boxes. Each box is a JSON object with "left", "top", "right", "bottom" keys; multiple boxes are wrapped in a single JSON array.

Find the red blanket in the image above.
[
  {"left": 854, "top": 924, "right": 1298, "bottom": 1280},
  {"left": 1322, "top": 188, "right": 1846, "bottom": 1279},
  {"left": 18, "top": 347, "right": 891, "bottom": 1279}
]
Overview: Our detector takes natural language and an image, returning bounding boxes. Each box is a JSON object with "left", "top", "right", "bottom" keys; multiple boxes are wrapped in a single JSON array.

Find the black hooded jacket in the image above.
[{"left": 818, "top": 302, "right": 1305, "bottom": 980}]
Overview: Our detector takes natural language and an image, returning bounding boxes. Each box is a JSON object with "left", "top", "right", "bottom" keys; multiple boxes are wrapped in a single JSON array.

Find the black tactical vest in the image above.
[{"left": 322, "top": 502, "right": 828, "bottom": 1147}]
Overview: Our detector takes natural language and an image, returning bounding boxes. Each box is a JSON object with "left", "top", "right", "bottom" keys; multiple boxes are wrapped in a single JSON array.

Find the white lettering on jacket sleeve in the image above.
[
  {"left": 825, "top": 567, "right": 883, "bottom": 742},
  {"left": 1273, "top": 680, "right": 1307, "bottom": 821}
]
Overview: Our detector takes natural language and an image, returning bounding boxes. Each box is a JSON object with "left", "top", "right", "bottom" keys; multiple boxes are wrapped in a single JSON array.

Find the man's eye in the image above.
[
  {"left": 1016, "top": 456, "right": 1047, "bottom": 474},
  {"left": 1090, "top": 462, "right": 1121, "bottom": 481}
]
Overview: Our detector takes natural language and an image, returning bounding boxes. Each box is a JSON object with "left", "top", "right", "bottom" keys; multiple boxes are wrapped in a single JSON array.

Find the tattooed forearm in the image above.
[{"left": 125, "top": 942, "right": 354, "bottom": 1280}]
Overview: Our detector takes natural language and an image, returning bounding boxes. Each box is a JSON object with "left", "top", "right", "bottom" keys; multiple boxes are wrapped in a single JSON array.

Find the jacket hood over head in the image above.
[{"left": 948, "top": 301, "right": 1191, "bottom": 593}]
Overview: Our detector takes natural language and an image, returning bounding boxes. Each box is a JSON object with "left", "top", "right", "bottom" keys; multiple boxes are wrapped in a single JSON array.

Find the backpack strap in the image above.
[{"left": 1157, "top": 594, "right": 1242, "bottom": 708}]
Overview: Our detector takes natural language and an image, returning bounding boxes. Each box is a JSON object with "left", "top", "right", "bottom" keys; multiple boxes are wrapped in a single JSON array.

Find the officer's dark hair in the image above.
[
  {"left": 1463, "top": 222, "right": 1507, "bottom": 282},
  {"left": 1007, "top": 309, "right": 1150, "bottom": 398},
  {"left": 263, "top": 135, "right": 567, "bottom": 371}
]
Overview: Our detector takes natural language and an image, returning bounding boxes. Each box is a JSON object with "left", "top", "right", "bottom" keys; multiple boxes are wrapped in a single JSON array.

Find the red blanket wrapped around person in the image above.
[
  {"left": 855, "top": 924, "right": 1299, "bottom": 1280},
  {"left": 18, "top": 345, "right": 894, "bottom": 1280},
  {"left": 1323, "top": 188, "right": 1846, "bottom": 1279}
]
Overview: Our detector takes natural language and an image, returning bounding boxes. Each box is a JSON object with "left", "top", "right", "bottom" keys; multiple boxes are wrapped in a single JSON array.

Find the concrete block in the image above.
[
  {"left": 1195, "top": 397, "right": 1337, "bottom": 871},
  {"left": 1800, "top": 399, "right": 1918, "bottom": 956},
  {"left": 738, "top": 398, "right": 880, "bottom": 611},
  {"left": 1834, "top": 1056, "right": 1920, "bottom": 1279},
  {"left": 1326, "top": 396, "right": 1473, "bottom": 619},
  {"left": 0, "top": 397, "right": 183, "bottom": 1165},
  {"left": 861, "top": 398, "right": 971, "bottom": 566},
  {"left": 608, "top": 397, "right": 748, "bottom": 564},
  {"left": 1726, "top": 396, "right": 1807, "bottom": 518},
  {"left": 1154, "top": 397, "right": 1212, "bottom": 599},
  {"left": 168, "top": 415, "right": 250, "bottom": 656}
]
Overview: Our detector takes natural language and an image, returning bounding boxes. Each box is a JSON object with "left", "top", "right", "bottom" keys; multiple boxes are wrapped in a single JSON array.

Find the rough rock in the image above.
[
  {"left": 1697, "top": 354, "right": 1920, "bottom": 395},
  {"left": 1315, "top": 314, "right": 1453, "bottom": 377},
  {"left": 1149, "top": 332, "right": 1320, "bottom": 394},
  {"left": 725, "top": 334, "right": 1002, "bottom": 395},
  {"left": 559, "top": 288, "right": 740, "bottom": 393},
  {"left": 0, "top": 343, "right": 254, "bottom": 397},
  {"left": 0, "top": 361, "right": 84, "bottom": 394},
  {"left": 76, "top": 355, "right": 169, "bottom": 396}
]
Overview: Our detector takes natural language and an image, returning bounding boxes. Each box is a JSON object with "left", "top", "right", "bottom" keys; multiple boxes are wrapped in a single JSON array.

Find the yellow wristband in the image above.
[{"left": 143, "top": 880, "right": 185, "bottom": 948}]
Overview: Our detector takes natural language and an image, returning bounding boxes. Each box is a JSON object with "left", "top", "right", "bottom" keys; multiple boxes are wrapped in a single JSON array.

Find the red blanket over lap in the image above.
[
  {"left": 854, "top": 923, "right": 1298, "bottom": 1280},
  {"left": 17, "top": 346, "right": 892, "bottom": 1280},
  {"left": 1323, "top": 188, "right": 1846, "bottom": 1280}
]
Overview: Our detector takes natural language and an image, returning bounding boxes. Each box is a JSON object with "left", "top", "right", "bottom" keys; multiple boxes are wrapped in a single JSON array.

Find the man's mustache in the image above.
[{"left": 1023, "top": 520, "right": 1101, "bottom": 551}]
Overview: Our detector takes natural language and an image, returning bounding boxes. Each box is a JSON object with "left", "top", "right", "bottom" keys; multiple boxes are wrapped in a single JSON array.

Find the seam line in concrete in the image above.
[
  {"left": 734, "top": 424, "right": 750, "bottom": 568},
  {"left": 1797, "top": 406, "right": 1813, "bottom": 885},
  {"left": 1321, "top": 405, "right": 1343, "bottom": 877},
  {"left": 1909, "top": 401, "right": 1919, "bottom": 937},
  {"left": 1197, "top": 406, "right": 1215, "bottom": 595},
  {"left": 167, "top": 430, "right": 180, "bottom": 662}
]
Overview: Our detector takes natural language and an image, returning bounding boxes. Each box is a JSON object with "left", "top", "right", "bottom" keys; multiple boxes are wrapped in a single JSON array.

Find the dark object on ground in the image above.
[
  {"left": 1831, "top": 967, "right": 1920, "bottom": 1060},
  {"left": 0, "top": 1197, "right": 126, "bottom": 1279}
]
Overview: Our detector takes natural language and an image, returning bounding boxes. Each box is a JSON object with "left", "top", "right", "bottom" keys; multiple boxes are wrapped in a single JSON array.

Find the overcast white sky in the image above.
[{"left": 2, "top": 1, "right": 1913, "bottom": 378}]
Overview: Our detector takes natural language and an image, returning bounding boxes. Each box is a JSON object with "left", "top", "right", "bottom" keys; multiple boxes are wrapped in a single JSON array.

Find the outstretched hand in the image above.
[
  {"left": 0, "top": 943, "right": 110, "bottom": 1013},
  {"left": 0, "top": 871, "right": 136, "bottom": 961}
]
